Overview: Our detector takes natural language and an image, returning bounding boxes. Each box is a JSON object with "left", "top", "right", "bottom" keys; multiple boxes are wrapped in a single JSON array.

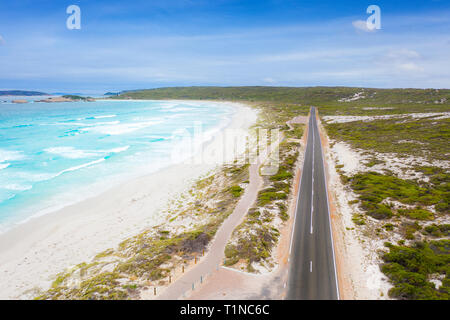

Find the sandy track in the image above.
[
  {"left": 152, "top": 145, "right": 267, "bottom": 299},
  {"left": 177, "top": 116, "right": 308, "bottom": 300}
]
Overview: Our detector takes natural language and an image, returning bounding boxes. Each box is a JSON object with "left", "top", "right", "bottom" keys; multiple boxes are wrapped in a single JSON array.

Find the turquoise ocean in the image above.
[{"left": 0, "top": 99, "right": 235, "bottom": 232}]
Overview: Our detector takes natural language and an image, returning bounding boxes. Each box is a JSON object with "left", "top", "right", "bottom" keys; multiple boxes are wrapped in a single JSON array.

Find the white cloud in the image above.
[
  {"left": 396, "top": 63, "right": 424, "bottom": 72},
  {"left": 263, "top": 77, "right": 276, "bottom": 84},
  {"left": 257, "top": 47, "right": 377, "bottom": 63},
  {"left": 378, "top": 49, "right": 424, "bottom": 74},
  {"left": 385, "top": 49, "right": 421, "bottom": 59},
  {"left": 0, "top": 35, "right": 5, "bottom": 45},
  {"left": 352, "top": 20, "right": 376, "bottom": 33}
]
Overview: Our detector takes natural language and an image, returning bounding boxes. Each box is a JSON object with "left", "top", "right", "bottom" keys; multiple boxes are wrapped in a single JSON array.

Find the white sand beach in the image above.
[{"left": 0, "top": 102, "right": 258, "bottom": 299}]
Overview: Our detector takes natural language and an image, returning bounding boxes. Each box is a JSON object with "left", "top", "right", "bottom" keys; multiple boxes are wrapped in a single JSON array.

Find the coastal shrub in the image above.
[
  {"left": 286, "top": 124, "right": 304, "bottom": 140},
  {"left": 248, "top": 208, "right": 261, "bottom": 220},
  {"left": 230, "top": 225, "right": 279, "bottom": 267},
  {"left": 257, "top": 191, "right": 287, "bottom": 206},
  {"left": 398, "top": 208, "right": 434, "bottom": 220},
  {"left": 269, "top": 166, "right": 293, "bottom": 181},
  {"left": 340, "top": 174, "right": 350, "bottom": 184},
  {"left": 284, "top": 152, "right": 299, "bottom": 167},
  {"left": 224, "top": 245, "right": 240, "bottom": 266},
  {"left": 276, "top": 202, "right": 289, "bottom": 221},
  {"left": 273, "top": 181, "right": 290, "bottom": 193},
  {"left": 381, "top": 240, "right": 450, "bottom": 300},
  {"left": 94, "top": 248, "right": 115, "bottom": 260},
  {"left": 400, "top": 221, "right": 421, "bottom": 240},
  {"left": 350, "top": 172, "right": 444, "bottom": 220},
  {"left": 352, "top": 213, "right": 366, "bottom": 225},
  {"left": 229, "top": 185, "right": 243, "bottom": 197},
  {"left": 351, "top": 172, "right": 426, "bottom": 204},
  {"left": 366, "top": 158, "right": 384, "bottom": 167},
  {"left": 325, "top": 117, "right": 450, "bottom": 161},
  {"left": 435, "top": 201, "right": 450, "bottom": 213},
  {"left": 361, "top": 202, "right": 393, "bottom": 219},
  {"left": 117, "top": 87, "right": 450, "bottom": 111},
  {"left": 424, "top": 224, "right": 450, "bottom": 237},
  {"left": 76, "top": 272, "right": 128, "bottom": 300}
]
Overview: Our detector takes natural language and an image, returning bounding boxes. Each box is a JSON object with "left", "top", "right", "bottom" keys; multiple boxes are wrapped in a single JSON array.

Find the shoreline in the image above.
[
  {"left": 0, "top": 101, "right": 257, "bottom": 299},
  {"left": 0, "top": 99, "right": 237, "bottom": 235}
]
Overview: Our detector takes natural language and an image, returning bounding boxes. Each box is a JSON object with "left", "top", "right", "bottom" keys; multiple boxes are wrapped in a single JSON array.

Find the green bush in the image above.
[
  {"left": 257, "top": 191, "right": 287, "bottom": 206},
  {"left": 351, "top": 172, "right": 440, "bottom": 206},
  {"left": 361, "top": 201, "right": 393, "bottom": 219},
  {"left": 229, "top": 185, "right": 243, "bottom": 197},
  {"left": 269, "top": 167, "right": 293, "bottom": 181},
  {"left": 352, "top": 213, "right": 366, "bottom": 225},
  {"left": 350, "top": 172, "right": 445, "bottom": 220},
  {"left": 381, "top": 240, "right": 450, "bottom": 300},
  {"left": 424, "top": 224, "right": 450, "bottom": 237},
  {"left": 398, "top": 208, "right": 434, "bottom": 220}
]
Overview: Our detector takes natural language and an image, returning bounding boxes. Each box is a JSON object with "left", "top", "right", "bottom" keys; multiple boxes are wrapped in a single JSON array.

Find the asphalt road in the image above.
[{"left": 286, "top": 107, "right": 339, "bottom": 300}]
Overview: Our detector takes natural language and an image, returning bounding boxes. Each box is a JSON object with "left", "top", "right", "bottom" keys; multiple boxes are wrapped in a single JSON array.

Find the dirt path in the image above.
[
  {"left": 186, "top": 116, "right": 309, "bottom": 300},
  {"left": 148, "top": 143, "right": 274, "bottom": 299},
  {"left": 145, "top": 114, "right": 311, "bottom": 300}
]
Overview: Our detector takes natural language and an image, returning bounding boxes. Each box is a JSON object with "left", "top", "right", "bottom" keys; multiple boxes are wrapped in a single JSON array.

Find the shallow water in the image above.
[{"left": 0, "top": 99, "right": 234, "bottom": 231}]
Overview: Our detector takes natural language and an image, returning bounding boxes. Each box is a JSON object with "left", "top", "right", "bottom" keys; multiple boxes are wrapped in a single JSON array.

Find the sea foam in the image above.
[
  {"left": 44, "top": 146, "right": 129, "bottom": 159},
  {"left": 0, "top": 99, "right": 234, "bottom": 230},
  {"left": 0, "top": 149, "right": 24, "bottom": 162},
  {"left": 81, "top": 120, "right": 163, "bottom": 135}
]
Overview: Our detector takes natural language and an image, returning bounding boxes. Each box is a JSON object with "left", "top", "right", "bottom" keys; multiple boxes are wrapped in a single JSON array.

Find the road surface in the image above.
[{"left": 287, "top": 107, "right": 339, "bottom": 300}]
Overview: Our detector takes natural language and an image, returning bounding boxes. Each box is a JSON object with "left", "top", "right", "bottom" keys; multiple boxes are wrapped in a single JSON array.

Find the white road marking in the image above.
[{"left": 310, "top": 261, "right": 313, "bottom": 273}]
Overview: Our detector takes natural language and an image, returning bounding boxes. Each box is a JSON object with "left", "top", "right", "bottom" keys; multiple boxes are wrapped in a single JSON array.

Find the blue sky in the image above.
[{"left": 0, "top": 0, "right": 449, "bottom": 93}]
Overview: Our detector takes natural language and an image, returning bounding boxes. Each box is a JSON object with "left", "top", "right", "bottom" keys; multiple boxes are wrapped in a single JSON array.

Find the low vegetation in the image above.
[
  {"left": 114, "top": 87, "right": 450, "bottom": 110},
  {"left": 62, "top": 95, "right": 94, "bottom": 101},
  {"left": 224, "top": 126, "right": 304, "bottom": 272},
  {"left": 318, "top": 88, "right": 449, "bottom": 300},
  {"left": 326, "top": 117, "right": 450, "bottom": 161},
  {"left": 39, "top": 86, "right": 449, "bottom": 299},
  {"left": 37, "top": 161, "right": 250, "bottom": 300},
  {"left": 349, "top": 172, "right": 447, "bottom": 220},
  {"left": 381, "top": 240, "right": 449, "bottom": 300}
]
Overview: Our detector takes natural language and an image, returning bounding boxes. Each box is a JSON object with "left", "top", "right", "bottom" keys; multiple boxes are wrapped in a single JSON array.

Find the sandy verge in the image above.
[{"left": 0, "top": 102, "right": 257, "bottom": 300}]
